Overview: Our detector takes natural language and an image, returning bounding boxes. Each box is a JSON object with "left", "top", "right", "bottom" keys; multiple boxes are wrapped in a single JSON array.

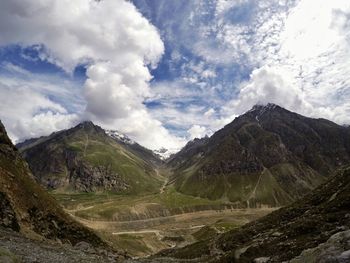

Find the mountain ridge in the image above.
[{"left": 167, "top": 103, "right": 350, "bottom": 207}]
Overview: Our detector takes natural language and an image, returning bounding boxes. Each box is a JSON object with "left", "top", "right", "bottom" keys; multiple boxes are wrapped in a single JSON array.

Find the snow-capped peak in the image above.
[{"left": 105, "top": 130, "right": 135, "bottom": 145}]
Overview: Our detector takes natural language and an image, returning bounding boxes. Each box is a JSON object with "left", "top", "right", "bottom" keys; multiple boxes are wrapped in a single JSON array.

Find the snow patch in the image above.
[{"left": 105, "top": 130, "right": 135, "bottom": 145}]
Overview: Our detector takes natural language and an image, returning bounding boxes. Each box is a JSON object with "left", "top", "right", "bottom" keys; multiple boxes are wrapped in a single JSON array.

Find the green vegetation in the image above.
[
  {"left": 192, "top": 226, "right": 217, "bottom": 241},
  {"left": 53, "top": 186, "right": 226, "bottom": 221},
  {"left": 66, "top": 129, "right": 163, "bottom": 194},
  {"left": 175, "top": 167, "right": 293, "bottom": 207},
  {"left": 168, "top": 104, "right": 350, "bottom": 208},
  {"left": 213, "top": 219, "right": 240, "bottom": 232},
  {"left": 102, "top": 233, "right": 151, "bottom": 256}
]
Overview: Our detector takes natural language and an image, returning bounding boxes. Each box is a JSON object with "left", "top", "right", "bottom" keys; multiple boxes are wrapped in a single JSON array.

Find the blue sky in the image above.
[{"left": 0, "top": 0, "right": 349, "bottom": 151}]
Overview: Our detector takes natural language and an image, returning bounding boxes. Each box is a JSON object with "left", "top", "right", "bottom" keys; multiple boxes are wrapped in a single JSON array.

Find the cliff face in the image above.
[
  {"left": 0, "top": 121, "right": 105, "bottom": 246},
  {"left": 168, "top": 104, "right": 350, "bottom": 207}
]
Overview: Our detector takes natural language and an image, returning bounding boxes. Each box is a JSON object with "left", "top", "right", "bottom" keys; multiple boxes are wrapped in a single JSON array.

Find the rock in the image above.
[
  {"left": 74, "top": 241, "right": 96, "bottom": 254},
  {"left": 289, "top": 230, "right": 350, "bottom": 263},
  {"left": 254, "top": 257, "right": 270, "bottom": 263},
  {"left": 51, "top": 219, "right": 59, "bottom": 230},
  {"left": 272, "top": 231, "right": 282, "bottom": 237}
]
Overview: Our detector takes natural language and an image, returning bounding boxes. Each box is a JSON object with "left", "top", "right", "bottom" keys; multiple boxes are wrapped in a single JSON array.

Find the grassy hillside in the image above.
[
  {"left": 53, "top": 186, "right": 226, "bottom": 222},
  {"left": 168, "top": 104, "right": 350, "bottom": 206}
]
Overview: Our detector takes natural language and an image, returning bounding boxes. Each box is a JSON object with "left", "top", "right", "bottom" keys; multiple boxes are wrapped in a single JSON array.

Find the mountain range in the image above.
[
  {"left": 17, "top": 104, "right": 350, "bottom": 208},
  {"left": 1, "top": 103, "right": 350, "bottom": 262}
]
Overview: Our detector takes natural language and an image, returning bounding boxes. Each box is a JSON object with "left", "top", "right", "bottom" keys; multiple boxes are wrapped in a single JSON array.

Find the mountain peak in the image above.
[
  {"left": 245, "top": 103, "right": 285, "bottom": 122},
  {"left": 73, "top": 121, "right": 106, "bottom": 135},
  {"left": 250, "top": 103, "right": 279, "bottom": 112},
  {"left": 77, "top": 120, "right": 95, "bottom": 128}
]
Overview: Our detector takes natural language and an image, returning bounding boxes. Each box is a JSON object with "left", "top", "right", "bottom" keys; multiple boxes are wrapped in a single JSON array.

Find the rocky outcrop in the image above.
[
  {"left": 22, "top": 145, "right": 130, "bottom": 192},
  {"left": 0, "top": 192, "right": 19, "bottom": 231},
  {"left": 68, "top": 161, "right": 129, "bottom": 192},
  {"left": 290, "top": 230, "right": 350, "bottom": 263}
]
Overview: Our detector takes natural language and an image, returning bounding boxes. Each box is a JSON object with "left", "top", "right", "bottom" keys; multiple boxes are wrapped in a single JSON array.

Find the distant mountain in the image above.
[
  {"left": 0, "top": 120, "right": 106, "bottom": 247},
  {"left": 159, "top": 165, "right": 350, "bottom": 262},
  {"left": 17, "top": 121, "right": 163, "bottom": 194},
  {"left": 168, "top": 103, "right": 350, "bottom": 207},
  {"left": 167, "top": 137, "right": 209, "bottom": 168}
]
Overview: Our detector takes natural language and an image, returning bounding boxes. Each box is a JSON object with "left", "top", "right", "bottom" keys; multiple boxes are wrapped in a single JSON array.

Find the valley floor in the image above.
[{"left": 52, "top": 175, "right": 275, "bottom": 258}]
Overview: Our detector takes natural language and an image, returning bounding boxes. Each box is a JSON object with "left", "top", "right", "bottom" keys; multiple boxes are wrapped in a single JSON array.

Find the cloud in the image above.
[
  {"left": 0, "top": 75, "right": 79, "bottom": 142},
  {"left": 0, "top": 0, "right": 188, "bottom": 150},
  {"left": 0, "top": 0, "right": 164, "bottom": 72},
  {"left": 187, "top": 125, "right": 208, "bottom": 140},
  {"left": 219, "top": 0, "right": 350, "bottom": 125},
  {"left": 1, "top": 0, "right": 349, "bottom": 150},
  {"left": 224, "top": 66, "right": 307, "bottom": 115},
  {"left": 104, "top": 109, "right": 187, "bottom": 151}
]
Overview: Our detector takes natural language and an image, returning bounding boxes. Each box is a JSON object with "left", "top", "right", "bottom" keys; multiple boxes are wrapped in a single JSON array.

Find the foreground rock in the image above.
[{"left": 290, "top": 230, "right": 350, "bottom": 263}]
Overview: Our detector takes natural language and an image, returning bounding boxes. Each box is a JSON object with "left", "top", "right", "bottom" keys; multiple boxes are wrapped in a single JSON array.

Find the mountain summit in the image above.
[{"left": 168, "top": 104, "right": 350, "bottom": 207}]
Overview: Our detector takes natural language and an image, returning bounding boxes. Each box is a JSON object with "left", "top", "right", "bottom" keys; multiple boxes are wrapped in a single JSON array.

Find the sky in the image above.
[{"left": 0, "top": 0, "right": 349, "bottom": 151}]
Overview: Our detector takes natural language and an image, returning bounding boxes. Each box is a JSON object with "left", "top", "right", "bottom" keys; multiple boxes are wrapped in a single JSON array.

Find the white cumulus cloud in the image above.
[
  {"left": 220, "top": 0, "right": 350, "bottom": 125},
  {"left": 0, "top": 0, "right": 186, "bottom": 150},
  {"left": 187, "top": 125, "right": 208, "bottom": 140}
]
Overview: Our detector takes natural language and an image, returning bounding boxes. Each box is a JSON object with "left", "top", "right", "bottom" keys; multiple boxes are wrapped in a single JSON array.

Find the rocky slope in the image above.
[
  {"left": 156, "top": 165, "right": 350, "bottom": 262},
  {"left": 0, "top": 227, "right": 126, "bottom": 263},
  {"left": 168, "top": 103, "right": 350, "bottom": 207},
  {"left": 17, "top": 121, "right": 162, "bottom": 194},
  {"left": 0, "top": 120, "right": 126, "bottom": 261}
]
